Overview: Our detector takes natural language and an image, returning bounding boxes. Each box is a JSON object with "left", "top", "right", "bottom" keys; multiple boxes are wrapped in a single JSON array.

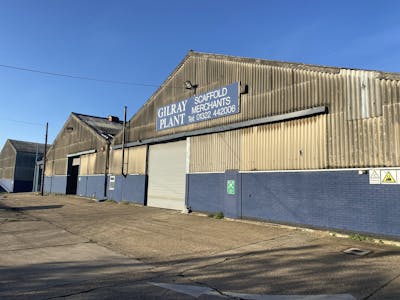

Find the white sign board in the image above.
[
  {"left": 109, "top": 175, "right": 116, "bottom": 190},
  {"left": 369, "top": 169, "right": 380, "bottom": 184},
  {"left": 369, "top": 169, "right": 400, "bottom": 184}
]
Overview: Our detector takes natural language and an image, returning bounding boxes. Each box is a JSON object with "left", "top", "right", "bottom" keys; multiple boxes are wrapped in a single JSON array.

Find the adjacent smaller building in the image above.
[
  {"left": 44, "top": 112, "right": 122, "bottom": 199},
  {"left": 0, "top": 139, "right": 45, "bottom": 192}
]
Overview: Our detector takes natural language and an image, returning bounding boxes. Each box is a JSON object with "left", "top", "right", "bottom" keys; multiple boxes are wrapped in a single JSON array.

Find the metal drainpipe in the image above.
[
  {"left": 104, "top": 137, "right": 111, "bottom": 198},
  {"left": 103, "top": 137, "right": 111, "bottom": 198},
  {"left": 32, "top": 144, "right": 38, "bottom": 192},
  {"left": 121, "top": 106, "right": 127, "bottom": 177}
]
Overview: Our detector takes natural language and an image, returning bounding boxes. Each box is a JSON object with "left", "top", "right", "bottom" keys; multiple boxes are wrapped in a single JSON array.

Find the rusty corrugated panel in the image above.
[
  {"left": 341, "top": 69, "right": 383, "bottom": 120},
  {"left": 90, "top": 153, "right": 97, "bottom": 175},
  {"left": 326, "top": 75, "right": 399, "bottom": 168},
  {"left": 82, "top": 153, "right": 96, "bottom": 175},
  {"left": 126, "top": 145, "right": 147, "bottom": 174},
  {"left": 80, "top": 154, "right": 88, "bottom": 176},
  {"left": 383, "top": 103, "right": 400, "bottom": 166},
  {"left": 53, "top": 158, "right": 67, "bottom": 175},
  {"left": 110, "top": 149, "right": 122, "bottom": 175},
  {"left": 190, "top": 130, "right": 240, "bottom": 172},
  {"left": 94, "top": 151, "right": 106, "bottom": 175},
  {"left": 240, "top": 114, "right": 327, "bottom": 171},
  {"left": 190, "top": 115, "right": 326, "bottom": 172},
  {"left": 45, "top": 160, "right": 53, "bottom": 177},
  {"left": 110, "top": 146, "right": 147, "bottom": 175}
]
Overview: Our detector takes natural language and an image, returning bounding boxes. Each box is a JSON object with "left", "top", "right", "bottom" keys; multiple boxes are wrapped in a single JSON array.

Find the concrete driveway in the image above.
[{"left": 0, "top": 193, "right": 399, "bottom": 299}]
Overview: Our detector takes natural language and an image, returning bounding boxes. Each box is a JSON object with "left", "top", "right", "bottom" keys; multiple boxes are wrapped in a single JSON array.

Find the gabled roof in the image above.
[
  {"left": 113, "top": 50, "right": 400, "bottom": 146},
  {"left": 128, "top": 50, "right": 400, "bottom": 126},
  {"left": 186, "top": 51, "right": 400, "bottom": 78},
  {"left": 72, "top": 113, "right": 123, "bottom": 139},
  {"left": 8, "top": 139, "right": 46, "bottom": 153}
]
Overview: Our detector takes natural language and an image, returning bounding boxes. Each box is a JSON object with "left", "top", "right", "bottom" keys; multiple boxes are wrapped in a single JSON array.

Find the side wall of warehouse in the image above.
[
  {"left": 44, "top": 115, "right": 109, "bottom": 199},
  {"left": 109, "top": 52, "right": 400, "bottom": 238},
  {"left": 0, "top": 141, "right": 16, "bottom": 192}
]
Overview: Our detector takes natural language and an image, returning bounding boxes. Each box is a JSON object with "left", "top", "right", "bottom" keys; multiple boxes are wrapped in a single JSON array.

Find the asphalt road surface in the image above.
[{"left": 0, "top": 193, "right": 399, "bottom": 299}]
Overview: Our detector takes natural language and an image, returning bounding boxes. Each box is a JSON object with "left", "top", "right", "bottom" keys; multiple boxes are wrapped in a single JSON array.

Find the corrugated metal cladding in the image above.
[
  {"left": 110, "top": 146, "right": 146, "bottom": 175},
  {"left": 45, "top": 114, "right": 108, "bottom": 176},
  {"left": 116, "top": 52, "right": 400, "bottom": 169},
  {"left": 79, "top": 153, "right": 96, "bottom": 176},
  {"left": 190, "top": 115, "right": 326, "bottom": 172},
  {"left": 14, "top": 152, "right": 38, "bottom": 180},
  {"left": 0, "top": 141, "right": 16, "bottom": 179}
]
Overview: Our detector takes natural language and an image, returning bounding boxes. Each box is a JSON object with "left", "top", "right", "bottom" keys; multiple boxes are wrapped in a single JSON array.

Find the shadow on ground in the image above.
[
  {"left": 0, "top": 203, "right": 63, "bottom": 211},
  {"left": 0, "top": 243, "right": 399, "bottom": 299}
]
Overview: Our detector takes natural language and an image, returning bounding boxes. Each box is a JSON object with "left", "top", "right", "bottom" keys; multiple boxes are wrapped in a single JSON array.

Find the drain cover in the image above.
[{"left": 343, "top": 248, "right": 371, "bottom": 256}]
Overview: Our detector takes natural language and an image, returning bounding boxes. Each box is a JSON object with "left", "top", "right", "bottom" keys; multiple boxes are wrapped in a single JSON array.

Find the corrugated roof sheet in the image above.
[
  {"left": 8, "top": 139, "right": 46, "bottom": 153},
  {"left": 73, "top": 113, "right": 123, "bottom": 138}
]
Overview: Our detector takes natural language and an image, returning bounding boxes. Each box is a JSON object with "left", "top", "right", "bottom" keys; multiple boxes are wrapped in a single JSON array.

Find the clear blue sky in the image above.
[{"left": 0, "top": 0, "right": 399, "bottom": 148}]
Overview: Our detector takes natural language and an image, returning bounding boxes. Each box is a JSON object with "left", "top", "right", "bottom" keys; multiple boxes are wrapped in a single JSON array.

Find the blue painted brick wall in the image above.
[
  {"left": 188, "top": 171, "right": 400, "bottom": 238},
  {"left": 107, "top": 175, "right": 146, "bottom": 204},
  {"left": 122, "top": 175, "right": 146, "bottom": 204},
  {"left": 242, "top": 171, "right": 400, "bottom": 238},
  {"left": 107, "top": 175, "right": 123, "bottom": 201},
  {"left": 45, "top": 176, "right": 67, "bottom": 194},
  {"left": 224, "top": 171, "right": 241, "bottom": 218},
  {"left": 44, "top": 176, "right": 52, "bottom": 193},
  {"left": 77, "top": 176, "right": 87, "bottom": 197},
  {"left": 86, "top": 176, "right": 107, "bottom": 199},
  {"left": 77, "top": 176, "right": 106, "bottom": 200},
  {"left": 187, "top": 173, "right": 225, "bottom": 213}
]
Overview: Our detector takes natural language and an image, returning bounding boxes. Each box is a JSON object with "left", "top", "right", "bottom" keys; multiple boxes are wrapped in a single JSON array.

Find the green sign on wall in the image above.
[{"left": 227, "top": 180, "right": 235, "bottom": 195}]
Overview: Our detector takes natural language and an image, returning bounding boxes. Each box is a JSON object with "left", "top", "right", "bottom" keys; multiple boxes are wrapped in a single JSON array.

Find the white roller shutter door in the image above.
[{"left": 147, "top": 140, "right": 187, "bottom": 210}]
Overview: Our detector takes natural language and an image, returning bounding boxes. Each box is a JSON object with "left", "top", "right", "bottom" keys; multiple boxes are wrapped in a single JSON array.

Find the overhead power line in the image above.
[
  {"left": 0, "top": 118, "right": 44, "bottom": 126},
  {"left": 0, "top": 63, "right": 170, "bottom": 88}
]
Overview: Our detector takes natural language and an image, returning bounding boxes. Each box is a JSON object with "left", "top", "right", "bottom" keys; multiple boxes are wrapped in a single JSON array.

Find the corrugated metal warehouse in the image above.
[
  {"left": 0, "top": 139, "right": 45, "bottom": 192},
  {"left": 109, "top": 51, "right": 400, "bottom": 238},
  {"left": 44, "top": 112, "right": 122, "bottom": 199}
]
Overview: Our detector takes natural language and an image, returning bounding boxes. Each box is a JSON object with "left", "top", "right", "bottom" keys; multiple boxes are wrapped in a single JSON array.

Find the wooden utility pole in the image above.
[{"left": 41, "top": 122, "right": 48, "bottom": 196}]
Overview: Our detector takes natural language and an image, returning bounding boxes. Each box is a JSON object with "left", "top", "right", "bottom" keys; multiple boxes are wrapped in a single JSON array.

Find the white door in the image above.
[{"left": 147, "top": 140, "right": 187, "bottom": 210}]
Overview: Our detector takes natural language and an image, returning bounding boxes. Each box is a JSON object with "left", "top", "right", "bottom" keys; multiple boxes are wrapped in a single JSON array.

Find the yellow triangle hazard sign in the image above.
[{"left": 382, "top": 172, "right": 396, "bottom": 183}]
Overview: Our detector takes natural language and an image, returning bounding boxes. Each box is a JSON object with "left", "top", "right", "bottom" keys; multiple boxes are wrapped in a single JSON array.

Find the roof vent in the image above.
[{"left": 108, "top": 115, "right": 120, "bottom": 123}]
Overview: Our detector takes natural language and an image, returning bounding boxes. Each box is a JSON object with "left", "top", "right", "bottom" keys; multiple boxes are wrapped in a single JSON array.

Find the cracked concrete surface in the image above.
[{"left": 0, "top": 193, "right": 399, "bottom": 299}]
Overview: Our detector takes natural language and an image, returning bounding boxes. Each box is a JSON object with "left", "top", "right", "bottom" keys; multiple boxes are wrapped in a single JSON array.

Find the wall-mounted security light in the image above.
[
  {"left": 240, "top": 83, "right": 249, "bottom": 94},
  {"left": 184, "top": 80, "right": 198, "bottom": 90}
]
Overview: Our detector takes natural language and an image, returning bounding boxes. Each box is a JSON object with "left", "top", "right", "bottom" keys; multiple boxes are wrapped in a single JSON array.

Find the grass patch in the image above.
[
  {"left": 121, "top": 201, "right": 130, "bottom": 205},
  {"left": 214, "top": 212, "right": 224, "bottom": 219},
  {"left": 105, "top": 199, "right": 117, "bottom": 204},
  {"left": 208, "top": 212, "right": 224, "bottom": 219},
  {"left": 350, "top": 233, "right": 370, "bottom": 242}
]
